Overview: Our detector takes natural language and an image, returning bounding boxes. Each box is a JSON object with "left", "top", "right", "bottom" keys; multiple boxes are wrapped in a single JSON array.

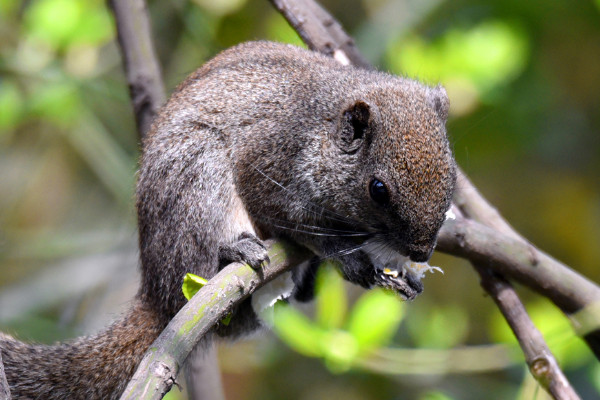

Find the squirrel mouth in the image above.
[{"left": 362, "top": 240, "right": 443, "bottom": 300}]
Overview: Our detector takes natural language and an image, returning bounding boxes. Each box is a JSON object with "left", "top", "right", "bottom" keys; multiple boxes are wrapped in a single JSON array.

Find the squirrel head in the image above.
[{"left": 315, "top": 80, "right": 455, "bottom": 261}]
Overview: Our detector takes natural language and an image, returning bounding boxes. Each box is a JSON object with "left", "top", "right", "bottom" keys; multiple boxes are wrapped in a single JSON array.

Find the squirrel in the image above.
[{"left": 0, "top": 41, "right": 456, "bottom": 399}]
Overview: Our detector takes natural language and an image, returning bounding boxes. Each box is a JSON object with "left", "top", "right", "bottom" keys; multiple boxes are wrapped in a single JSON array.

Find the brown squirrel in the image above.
[{"left": 0, "top": 41, "right": 456, "bottom": 399}]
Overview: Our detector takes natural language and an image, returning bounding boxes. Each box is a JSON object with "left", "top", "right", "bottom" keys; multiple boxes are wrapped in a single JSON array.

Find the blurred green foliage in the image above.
[
  {"left": 273, "top": 262, "right": 404, "bottom": 372},
  {"left": 1, "top": 0, "right": 599, "bottom": 399}
]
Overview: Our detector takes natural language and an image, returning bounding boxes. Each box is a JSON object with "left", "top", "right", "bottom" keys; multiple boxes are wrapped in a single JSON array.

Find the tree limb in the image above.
[
  {"left": 477, "top": 267, "right": 580, "bottom": 400},
  {"left": 436, "top": 216, "right": 600, "bottom": 314},
  {"left": 452, "top": 169, "right": 600, "bottom": 359},
  {"left": 452, "top": 194, "right": 581, "bottom": 397},
  {"left": 119, "top": 240, "right": 310, "bottom": 400},
  {"left": 108, "top": 0, "right": 165, "bottom": 138},
  {"left": 269, "top": 0, "right": 371, "bottom": 69}
]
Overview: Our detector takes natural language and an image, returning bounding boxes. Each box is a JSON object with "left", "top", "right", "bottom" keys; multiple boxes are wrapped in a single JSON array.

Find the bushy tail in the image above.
[{"left": 1, "top": 300, "right": 164, "bottom": 400}]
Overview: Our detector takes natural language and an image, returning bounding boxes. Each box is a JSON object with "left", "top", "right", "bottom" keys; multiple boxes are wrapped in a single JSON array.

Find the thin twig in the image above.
[
  {"left": 108, "top": 0, "right": 165, "bottom": 138},
  {"left": 119, "top": 240, "right": 310, "bottom": 400},
  {"left": 452, "top": 168, "right": 600, "bottom": 359},
  {"left": 269, "top": 0, "right": 371, "bottom": 69},
  {"left": 449, "top": 204, "right": 580, "bottom": 397},
  {"left": 478, "top": 268, "right": 580, "bottom": 399}
]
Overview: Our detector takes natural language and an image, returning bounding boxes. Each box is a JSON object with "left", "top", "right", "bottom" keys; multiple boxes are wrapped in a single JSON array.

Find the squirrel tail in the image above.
[{"left": 1, "top": 299, "right": 165, "bottom": 400}]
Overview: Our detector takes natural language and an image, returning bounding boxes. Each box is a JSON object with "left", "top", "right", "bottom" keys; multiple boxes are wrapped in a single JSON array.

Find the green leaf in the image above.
[
  {"left": 315, "top": 260, "right": 347, "bottom": 330},
  {"left": 346, "top": 288, "right": 404, "bottom": 353},
  {"left": 273, "top": 302, "right": 324, "bottom": 358},
  {"left": 320, "top": 329, "right": 359, "bottom": 373},
  {"left": 220, "top": 313, "right": 233, "bottom": 326},
  {"left": 182, "top": 273, "right": 208, "bottom": 300},
  {"left": 420, "top": 391, "right": 456, "bottom": 400},
  {"left": 25, "top": 0, "right": 113, "bottom": 50},
  {"left": 28, "top": 81, "right": 81, "bottom": 127},
  {"left": 490, "top": 299, "right": 590, "bottom": 368}
]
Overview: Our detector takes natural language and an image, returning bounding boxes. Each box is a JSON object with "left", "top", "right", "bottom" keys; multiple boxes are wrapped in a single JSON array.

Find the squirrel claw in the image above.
[{"left": 218, "top": 233, "right": 269, "bottom": 269}]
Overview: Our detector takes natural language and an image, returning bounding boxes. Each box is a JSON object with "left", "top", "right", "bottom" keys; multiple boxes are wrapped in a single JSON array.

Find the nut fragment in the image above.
[{"left": 383, "top": 267, "right": 399, "bottom": 278}]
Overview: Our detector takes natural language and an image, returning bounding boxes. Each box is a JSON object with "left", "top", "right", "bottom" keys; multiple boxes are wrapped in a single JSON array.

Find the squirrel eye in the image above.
[{"left": 369, "top": 179, "right": 389, "bottom": 205}]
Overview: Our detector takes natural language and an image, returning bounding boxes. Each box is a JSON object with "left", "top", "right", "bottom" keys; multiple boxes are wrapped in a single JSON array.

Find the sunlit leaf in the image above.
[
  {"left": 25, "top": 0, "right": 112, "bottom": 50},
  {"left": 182, "top": 273, "right": 208, "bottom": 300},
  {"left": 346, "top": 288, "right": 404, "bottom": 352},
  {"left": 321, "top": 329, "right": 358, "bottom": 373},
  {"left": 193, "top": 0, "right": 247, "bottom": 16},
  {"left": 489, "top": 299, "right": 590, "bottom": 368},
  {"left": 273, "top": 302, "right": 324, "bottom": 358},
  {"left": 315, "top": 261, "right": 347, "bottom": 329},
  {"left": 420, "top": 391, "right": 456, "bottom": 400},
  {"left": 386, "top": 20, "right": 529, "bottom": 115}
]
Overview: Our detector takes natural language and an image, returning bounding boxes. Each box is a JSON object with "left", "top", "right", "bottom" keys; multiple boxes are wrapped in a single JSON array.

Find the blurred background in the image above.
[{"left": 0, "top": 0, "right": 599, "bottom": 399}]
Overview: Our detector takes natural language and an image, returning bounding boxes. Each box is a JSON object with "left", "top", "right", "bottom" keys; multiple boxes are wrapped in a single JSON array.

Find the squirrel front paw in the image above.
[{"left": 218, "top": 232, "right": 269, "bottom": 269}]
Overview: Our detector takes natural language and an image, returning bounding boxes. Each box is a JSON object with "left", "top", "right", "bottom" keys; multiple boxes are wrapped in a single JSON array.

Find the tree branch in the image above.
[
  {"left": 119, "top": 240, "right": 310, "bottom": 400},
  {"left": 452, "top": 169, "right": 600, "bottom": 359},
  {"left": 436, "top": 216, "right": 600, "bottom": 314},
  {"left": 269, "top": 0, "right": 371, "bottom": 69},
  {"left": 477, "top": 268, "right": 580, "bottom": 399},
  {"left": 452, "top": 196, "right": 581, "bottom": 397},
  {"left": 108, "top": 0, "right": 165, "bottom": 138}
]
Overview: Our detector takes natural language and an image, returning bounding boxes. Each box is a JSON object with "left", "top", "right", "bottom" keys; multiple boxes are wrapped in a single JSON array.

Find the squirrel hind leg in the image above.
[{"left": 217, "top": 232, "right": 269, "bottom": 269}]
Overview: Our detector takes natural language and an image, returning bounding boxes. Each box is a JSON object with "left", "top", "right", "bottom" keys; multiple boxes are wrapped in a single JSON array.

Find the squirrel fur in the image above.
[{"left": 0, "top": 41, "right": 456, "bottom": 399}]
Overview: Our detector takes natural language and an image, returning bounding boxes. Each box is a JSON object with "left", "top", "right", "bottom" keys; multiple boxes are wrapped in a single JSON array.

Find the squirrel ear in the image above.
[
  {"left": 339, "top": 100, "right": 370, "bottom": 152},
  {"left": 428, "top": 85, "right": 449, "bottom": 121}
]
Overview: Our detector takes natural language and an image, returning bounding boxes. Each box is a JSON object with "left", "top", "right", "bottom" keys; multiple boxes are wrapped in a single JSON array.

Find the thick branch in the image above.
[
  {"left": 437, "top": 217, "right": 600, "bottom": 313},
  {"left": 119, "top": 240, "right": 310, "bottom": 400},
  {"left": 108, "top": 0, "right": 165, "bottom": 138},
  {"left": 478, "top": 268, "right": 580, "bottom": 399}
]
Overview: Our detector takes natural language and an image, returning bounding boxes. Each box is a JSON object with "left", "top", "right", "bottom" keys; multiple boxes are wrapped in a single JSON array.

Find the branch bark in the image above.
[
  {"left": 119, "top": 240, "right": 310, "bottom": 400},
  {"left": 269, "top": 0, "right": 371, "bottom": 69},
  {"left": 477, "top": 268, "right": 580, "bottom": 400},
  {"left": 436, "top": 216, "right": 600, "bottom": 314},
  {"left": 108, "top": 0, "right": 165, "bottom": 138}
]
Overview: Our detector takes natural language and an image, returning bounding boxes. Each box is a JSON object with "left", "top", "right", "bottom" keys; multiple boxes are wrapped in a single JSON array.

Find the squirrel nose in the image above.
[{"left": 408, "top": 246, "right": 433, "bottom": 262}]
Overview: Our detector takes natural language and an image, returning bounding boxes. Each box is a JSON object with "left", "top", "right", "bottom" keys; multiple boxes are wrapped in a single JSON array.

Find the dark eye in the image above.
[{"left": 369, "top": 179, "right": 389, "bottom": 205}]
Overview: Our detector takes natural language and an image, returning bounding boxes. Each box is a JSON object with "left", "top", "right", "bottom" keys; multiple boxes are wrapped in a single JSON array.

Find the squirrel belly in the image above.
[{"left": 1, "top": 41, "right": 455, "bottom": 399}]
